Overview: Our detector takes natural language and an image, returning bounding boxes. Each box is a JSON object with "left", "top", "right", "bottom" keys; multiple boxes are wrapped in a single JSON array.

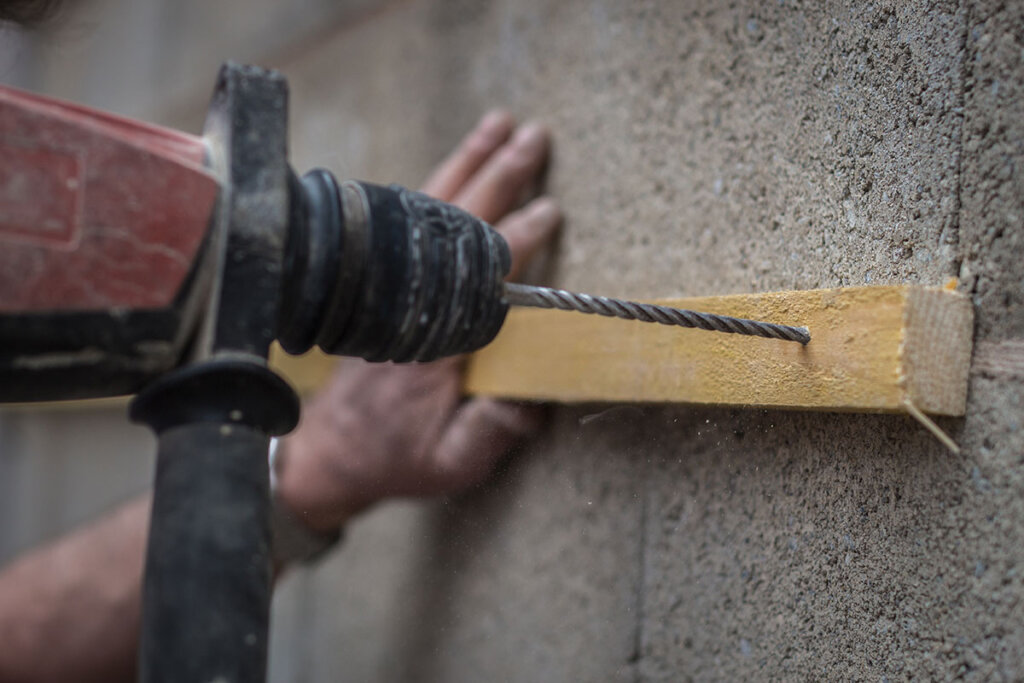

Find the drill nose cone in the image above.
[{"left": 283, "top": 176, "right": 512, "bottom": 363}]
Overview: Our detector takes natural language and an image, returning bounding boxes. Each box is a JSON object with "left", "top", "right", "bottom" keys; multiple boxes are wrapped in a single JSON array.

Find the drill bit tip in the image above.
[{"left": 503, "top": 283, "right": 811, "bottom": 345}]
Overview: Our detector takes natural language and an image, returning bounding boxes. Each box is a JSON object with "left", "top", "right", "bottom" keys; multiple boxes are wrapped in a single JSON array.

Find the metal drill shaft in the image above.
[{"left": 503, "top": 283, "right": 811, "bottom": 345}]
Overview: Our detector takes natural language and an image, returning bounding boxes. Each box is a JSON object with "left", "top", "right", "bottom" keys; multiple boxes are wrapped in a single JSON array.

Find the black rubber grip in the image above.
[{"left": 283, "top": 173, "right": 511, "bottom": 363}]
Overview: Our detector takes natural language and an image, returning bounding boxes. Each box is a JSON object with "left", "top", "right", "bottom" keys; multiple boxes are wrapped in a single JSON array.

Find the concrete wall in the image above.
[{"left": 2, "top": 0, "right": 1023, "bottom": 679}]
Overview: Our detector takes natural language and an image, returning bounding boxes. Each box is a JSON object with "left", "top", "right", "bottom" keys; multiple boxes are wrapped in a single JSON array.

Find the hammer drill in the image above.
[{"left": 0, "top": 63, "right": 511, "bottom": 683}]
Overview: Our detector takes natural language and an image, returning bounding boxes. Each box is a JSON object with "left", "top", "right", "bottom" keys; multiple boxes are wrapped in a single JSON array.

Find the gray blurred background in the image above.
[{"left": 2, "top": 0, "right": 1023, "bottom": 680}]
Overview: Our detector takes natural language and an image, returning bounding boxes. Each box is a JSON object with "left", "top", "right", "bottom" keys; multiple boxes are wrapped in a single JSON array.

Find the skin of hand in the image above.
[{"left": 275, "top": 111, "right": 562, "bottom": 533}]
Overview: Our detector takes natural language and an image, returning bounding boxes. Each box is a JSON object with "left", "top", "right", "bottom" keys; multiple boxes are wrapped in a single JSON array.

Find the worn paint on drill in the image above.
[{"left": 0, "top": 83, "right": 218, "bottom": 312}]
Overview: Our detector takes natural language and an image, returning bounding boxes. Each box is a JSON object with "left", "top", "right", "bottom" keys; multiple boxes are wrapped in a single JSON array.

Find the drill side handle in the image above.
[
  {"left": 138, "top": 421, "right": 273, "bottom": 683},
  {"left": 130, "top": 359, "right": 300, "bottom": 683}
]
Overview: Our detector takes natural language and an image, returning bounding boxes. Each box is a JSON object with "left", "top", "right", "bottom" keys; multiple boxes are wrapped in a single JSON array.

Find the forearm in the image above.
[
  {"left": 0, "top": 476, "right": 333, "bottom": 682},
  {"left": 0, "top": 495, "right": 149, "bottom": 683}
]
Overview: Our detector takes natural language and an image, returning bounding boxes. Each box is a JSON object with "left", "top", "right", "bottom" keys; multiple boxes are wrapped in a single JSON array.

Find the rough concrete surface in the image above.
[{"left": 1, "top": 0, "right": 1023, "bottom": 680}]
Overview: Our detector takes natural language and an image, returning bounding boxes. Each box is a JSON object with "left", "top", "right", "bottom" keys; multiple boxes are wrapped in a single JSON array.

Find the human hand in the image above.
[{"left": 275, "top": 112, "right": 561, "bottom": 533}]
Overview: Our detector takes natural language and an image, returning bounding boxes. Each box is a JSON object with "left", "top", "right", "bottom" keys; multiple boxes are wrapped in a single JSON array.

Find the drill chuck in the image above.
[{"left": 278, "top": 170, "right": 511, "bottom": 363}]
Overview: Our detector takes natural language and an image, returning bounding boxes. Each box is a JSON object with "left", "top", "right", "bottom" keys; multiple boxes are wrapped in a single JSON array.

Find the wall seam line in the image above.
[
  {"left": 631, "top": 455, "right": 650, "bottom": 682},
  {"left": 953, "top": 0, "right": 971, "bottom": 286}
]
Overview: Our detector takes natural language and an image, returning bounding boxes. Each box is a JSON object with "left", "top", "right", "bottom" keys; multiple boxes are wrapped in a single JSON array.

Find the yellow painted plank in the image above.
[
  {"left": 270, "top": 344, "right": 338, "bottom": 396},
  {"left": 464, "top": 286, "right": 974, "bottom": 416}
]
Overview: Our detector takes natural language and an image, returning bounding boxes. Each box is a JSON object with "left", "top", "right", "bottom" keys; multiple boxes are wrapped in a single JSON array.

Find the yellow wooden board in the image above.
[
  {"left": 269, "top": 345, "right": 338, "bottom": 396},
  {"left": 464, "top": 285, "right": 973, "bottom": 416}
]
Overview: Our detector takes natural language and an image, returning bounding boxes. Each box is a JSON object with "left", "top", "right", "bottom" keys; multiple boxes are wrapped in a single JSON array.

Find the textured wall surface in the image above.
[{"left": 2, "top": 0, "right": 1022, "bottom": 680}]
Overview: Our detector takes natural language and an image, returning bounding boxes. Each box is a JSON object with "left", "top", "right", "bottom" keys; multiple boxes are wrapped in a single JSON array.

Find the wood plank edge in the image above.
[{"left": 900, "top": 287, "right": 974, "bottom": 416}]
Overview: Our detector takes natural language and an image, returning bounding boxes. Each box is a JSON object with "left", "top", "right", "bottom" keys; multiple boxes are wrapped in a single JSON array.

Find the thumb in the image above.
[{"left": 430, "top": 398, "right": 546, "bottom": 493}]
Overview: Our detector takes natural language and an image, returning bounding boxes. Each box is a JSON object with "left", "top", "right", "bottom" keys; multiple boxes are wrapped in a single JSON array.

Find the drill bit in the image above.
[{"left": 503, "top": 283, "right": 811, "bottom": 345}]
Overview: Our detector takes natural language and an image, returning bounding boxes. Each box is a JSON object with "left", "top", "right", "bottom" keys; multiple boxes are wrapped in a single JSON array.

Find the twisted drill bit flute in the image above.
[{"left": 503, "top": 283, "right": 811, "bottom": 345}]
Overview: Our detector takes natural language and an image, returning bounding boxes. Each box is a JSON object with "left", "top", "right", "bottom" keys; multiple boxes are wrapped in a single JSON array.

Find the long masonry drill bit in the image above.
[{"left": 503, "top": 283, "right": 811, "bottom": 345}]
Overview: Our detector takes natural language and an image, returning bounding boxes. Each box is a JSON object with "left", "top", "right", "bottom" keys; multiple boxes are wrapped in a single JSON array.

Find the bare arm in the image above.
[
  {"left": 0, "top": 495, "right": 148, "bottom": 682},
  {"left": 0, "top": 112, "right": 560, "bottom": 682}
]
